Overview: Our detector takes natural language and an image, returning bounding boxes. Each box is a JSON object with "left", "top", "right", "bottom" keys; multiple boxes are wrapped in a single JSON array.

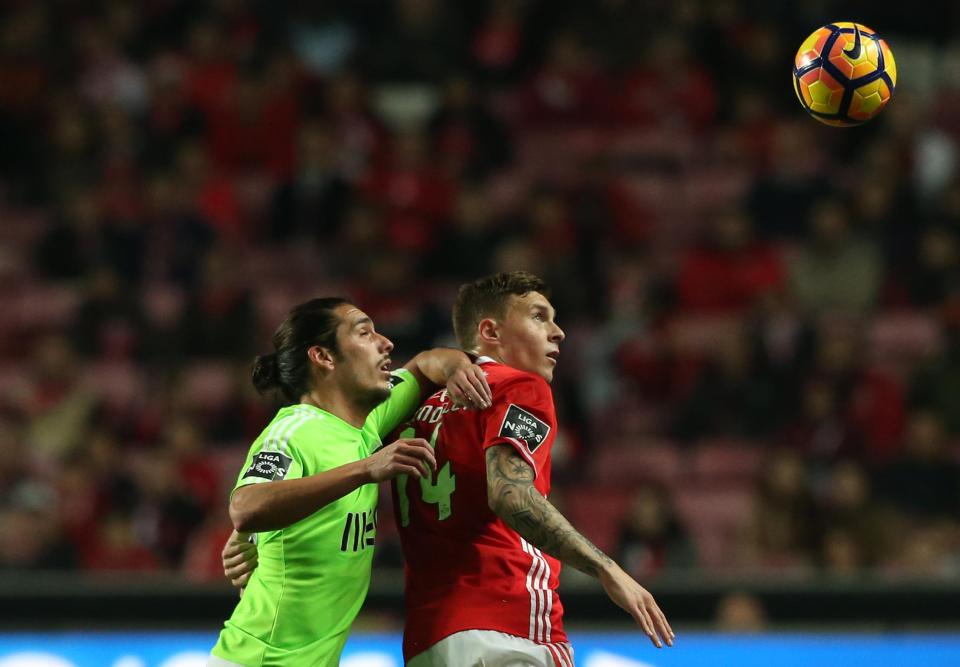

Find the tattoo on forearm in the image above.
[{"left": 485, "top": 445, "right": 614, "bottom": 577}]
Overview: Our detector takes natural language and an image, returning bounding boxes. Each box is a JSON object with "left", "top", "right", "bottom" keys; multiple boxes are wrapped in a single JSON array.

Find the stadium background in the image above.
[{"left": 1, "top": 0, "right": 959, "bottom": 664}]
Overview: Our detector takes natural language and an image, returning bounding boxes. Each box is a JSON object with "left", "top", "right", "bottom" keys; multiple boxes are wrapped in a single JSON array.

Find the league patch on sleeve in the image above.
[
  {"left": 388, "top": 373, "right": 405, "bottom": 387},
  {"left": 498, "top": 404, "right": 551, "bottom": 454},
  {"left": 242, "top": 451, "right": 293, "bottom": 481}
]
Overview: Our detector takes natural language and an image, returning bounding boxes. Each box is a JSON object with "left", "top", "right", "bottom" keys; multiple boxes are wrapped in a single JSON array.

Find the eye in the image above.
[
  {"left": 360, "top": 329, "right": 372, "bottom": 337},
  {"left": 533, "top": 312, "right": 546, "bottom": 322}
]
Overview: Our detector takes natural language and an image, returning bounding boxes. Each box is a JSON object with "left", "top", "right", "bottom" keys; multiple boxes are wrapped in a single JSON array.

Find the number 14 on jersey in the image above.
[{"left": 397, "top": 424, "right": 456, "bottom": 526}]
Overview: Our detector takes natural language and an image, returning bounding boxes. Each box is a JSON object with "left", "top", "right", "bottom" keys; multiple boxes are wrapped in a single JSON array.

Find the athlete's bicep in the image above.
[{"left": 484, "top": 444, "right": 536, "bottom": 514}]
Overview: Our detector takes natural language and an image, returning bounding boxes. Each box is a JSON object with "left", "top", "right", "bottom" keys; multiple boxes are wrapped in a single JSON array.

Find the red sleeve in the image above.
[{"left": 482, "top": 374, "right": 556, "bottom": 478}]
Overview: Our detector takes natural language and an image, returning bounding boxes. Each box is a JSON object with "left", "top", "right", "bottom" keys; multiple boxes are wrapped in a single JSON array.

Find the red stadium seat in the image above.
[
  {"left": 0, "top": 362, "right": 29, "bottom": 399},
  {"left": 0, "top": 283, "right": 78, "bottom": 330},
  {"left": 673, "top": 483, "right": 753, "bottom": 569},
  {"left": 667, "top": 313, "right": 742, "bottom": 357},
  {"left": 142, "top": 283, "right": 184, "bottom": 328},
  {"left": 82, "top": 360, "right": 146, "bottom": 413},
  {"left": 563, "top": 485, "right": 635, "bottom": 554},
  {"left": 689, "top": 439, "right": 765, "bottom": 483},
  {"left": 868, "top": 311, "right": 942, "bottom": 379},
  {"left": 587, "top": 439, "right": 683, "bottom": 487},
  {"left": 181, "top": 361, "right": 237, "bottom": 413},
  {"left": 681, "top": 166, "right": 751, "bottom": 222}
]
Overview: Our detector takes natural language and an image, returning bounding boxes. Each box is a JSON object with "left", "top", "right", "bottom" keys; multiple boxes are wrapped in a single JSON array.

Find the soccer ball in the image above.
[{"left": 793, "top": 22, "right": 897, "bottom": 126}]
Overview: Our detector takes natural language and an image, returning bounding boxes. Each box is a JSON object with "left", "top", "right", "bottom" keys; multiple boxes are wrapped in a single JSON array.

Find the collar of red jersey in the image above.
[{"left": 475, "top": 355, "right": 497, "bottom": 365}]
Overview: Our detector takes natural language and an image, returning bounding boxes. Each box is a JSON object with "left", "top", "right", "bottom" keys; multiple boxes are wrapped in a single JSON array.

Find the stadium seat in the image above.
[
  {"left": 681, "top": 166, "right": 751, "bottom": 222},
  {"left": 180, "top": 361, "right": 237, "bottom": 413},
  {"left": 868, "top": 311, "right": 942, "bottom": 379},
  {"left": 142, "top": 283, "right": 184, "bottom": 329},
  {"left": 587, "top": 439, "right": 683, "bottom": 486},
  {"left": 673, "top": 483, "right": 753, "bottom": 569},
  {"left": 0, "top": 283, "right": 79, "bottom": 330},
  {"left": 82, "top": 360, "right": 146, "bottom": 413},
  {"left": 667, "top": 314, "right": 742, "bottom": 357},
  {"left": 603, "top": 127, "right": 693, "bottom": 164},
  {"left": 0, "top": 210, "right": 51, "bottom": 250},
  {"left": 0, "top": 362, "right": 29, "bottom": 398},
  {"left": 563, "top": 485, "right": 635, "bottom": 554},
  {"left": 689, "top": 439, "right": 765, "bottom": 483}
]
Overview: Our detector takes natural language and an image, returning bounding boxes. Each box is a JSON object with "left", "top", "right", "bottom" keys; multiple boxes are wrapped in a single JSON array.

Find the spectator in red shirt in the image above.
[
  {"left": 362, "top": 130, "right": 455, "bottom": 252},
  {"left": 617, "top": 31, "right": 716, "bottom": 131},
  {"left": 801, "top": 321, "right": 905, "bottom": 463},
  {"left": 521, "top": 30, "right": 612, "bottom": 127},
  {"left": 82, "top": 511, "right": 159, "bottom": 572},
  {"left": 676, "top": 207, "right": 785, "bottom": 313}
]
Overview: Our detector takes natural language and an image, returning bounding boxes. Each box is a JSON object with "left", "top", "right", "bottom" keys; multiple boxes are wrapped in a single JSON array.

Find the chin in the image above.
[
  {"left": 359, "top": 382, "right": 392, "bottom": 408},
  {"left": 539, "top": 367, "right": 555, "bottom": 383}
]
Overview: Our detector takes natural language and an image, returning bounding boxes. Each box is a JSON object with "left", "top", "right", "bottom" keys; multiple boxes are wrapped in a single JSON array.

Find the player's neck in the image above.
[
  {"left": 473, "top": 346, "right": 504, "bottom": 366},
  {"left": 300, "top": 385, "right": 369, "bottom": 429}
]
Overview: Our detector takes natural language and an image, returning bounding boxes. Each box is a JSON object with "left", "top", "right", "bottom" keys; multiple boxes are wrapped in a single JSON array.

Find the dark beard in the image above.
[{"left": 359, "top": 384, "right": 392, "bottom": 412}]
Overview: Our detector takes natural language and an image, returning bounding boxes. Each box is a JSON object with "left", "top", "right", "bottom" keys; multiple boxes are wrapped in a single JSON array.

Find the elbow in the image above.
[
  {"left": 229, "top": 490, "right": 260, "bottom": 533},
  {"left": 230, "top": 508, "right": 254, "bottom": 533},
  {"left": 229, "top": 504, "right": 254, "bottom": 533}
]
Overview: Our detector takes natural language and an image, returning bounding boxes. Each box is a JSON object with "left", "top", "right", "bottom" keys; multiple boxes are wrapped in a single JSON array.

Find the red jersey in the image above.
[{"left": 392, "top": 358, "right": 568, "bottom": 661}]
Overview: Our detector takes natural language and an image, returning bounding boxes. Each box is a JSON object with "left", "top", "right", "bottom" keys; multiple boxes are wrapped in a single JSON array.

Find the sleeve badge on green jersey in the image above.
[
  {"left": 499, "top": 404, "right": 550, "bottom": 454},
  {"left": 388, "top": 374, "right": 405, "bottom": 387},
  {"left": 243, "top": 451, "right": 293, "bottom": 481}
]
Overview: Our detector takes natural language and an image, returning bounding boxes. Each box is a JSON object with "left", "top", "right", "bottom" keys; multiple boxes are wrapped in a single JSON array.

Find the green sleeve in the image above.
[
  {"left": 233, "top": 420, "right": 308, "bottom": 493},
  {"left": 365, "top": 368, "right": 422, "bottom": 438}
]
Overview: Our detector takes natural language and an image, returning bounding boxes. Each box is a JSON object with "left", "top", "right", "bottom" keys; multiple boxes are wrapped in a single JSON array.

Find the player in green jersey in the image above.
[{"left": 208, "top": 297, "right": 491, "bottom": 667}]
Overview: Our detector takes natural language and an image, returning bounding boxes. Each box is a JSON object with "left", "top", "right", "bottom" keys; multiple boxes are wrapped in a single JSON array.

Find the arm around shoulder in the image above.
[{"left": 404, "top": 348, "right": 491, "bottom": 407}]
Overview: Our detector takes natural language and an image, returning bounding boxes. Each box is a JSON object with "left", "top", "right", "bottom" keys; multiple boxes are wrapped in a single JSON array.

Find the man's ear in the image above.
[
  {"left": 307, "top": 345, "right": 336, "bottom": 372},
  {"left": 476, "top": 318, "right": 500, "bottom": 346}
]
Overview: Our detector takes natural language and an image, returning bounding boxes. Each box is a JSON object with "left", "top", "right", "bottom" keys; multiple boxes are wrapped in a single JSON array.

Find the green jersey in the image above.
[{"left": 211, "top": 368, "right": 420, "bottom": 666}]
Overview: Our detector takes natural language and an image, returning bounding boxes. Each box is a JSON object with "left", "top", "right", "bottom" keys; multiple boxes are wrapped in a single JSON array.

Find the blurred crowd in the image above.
[{"left": 1, "top": 0, "right": 959, "bottom": 583}]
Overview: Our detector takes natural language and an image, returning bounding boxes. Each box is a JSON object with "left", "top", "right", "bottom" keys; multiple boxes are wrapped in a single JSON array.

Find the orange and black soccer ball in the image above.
[{"left": 793, "top": 22, "right": 897, "bottom": 126}]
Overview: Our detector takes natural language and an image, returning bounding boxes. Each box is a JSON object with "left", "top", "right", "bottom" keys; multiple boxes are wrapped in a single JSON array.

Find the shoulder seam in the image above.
[{"left": 263, "top": 408, "right": 315, "bottom": 455}]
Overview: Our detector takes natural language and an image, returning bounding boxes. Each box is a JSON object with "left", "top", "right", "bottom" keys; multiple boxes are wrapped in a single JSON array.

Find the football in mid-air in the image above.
[{"left": 793, "top": 22, "right": 897, "bottom": 126}]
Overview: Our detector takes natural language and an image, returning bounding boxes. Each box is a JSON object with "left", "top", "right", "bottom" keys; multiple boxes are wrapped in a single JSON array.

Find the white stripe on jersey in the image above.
[
  {"left": 531, "top": 545, "right": 546, "bottom": 641},
  {"left": 520, "top": 539, "right": 540, "bottom": 641},
  {"left": 264, "top": 408, "right": 312, "bottom": 455},
  {"left": 533, "top": 544, "right": 553, "bottom": 642},
  {"left": 521, "top": 537, "right": 553, "bottom": 643}
]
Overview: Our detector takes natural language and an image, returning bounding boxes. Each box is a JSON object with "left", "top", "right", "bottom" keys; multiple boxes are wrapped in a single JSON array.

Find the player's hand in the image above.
[
  {"left": 365, "top": 438, "right": 437, "bottom": 482},
  {"left": 222, "top": 529, "right": 258, "bottom": 591},
  {"left": 598, "top": 564, "right": 674, "bottom": 648},
  {"left": 446, "top": 364, "right": 492, "bottom": 410}
]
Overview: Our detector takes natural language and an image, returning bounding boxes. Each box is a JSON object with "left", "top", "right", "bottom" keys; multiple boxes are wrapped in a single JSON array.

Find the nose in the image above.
[
  {"left": 378, "top": 333, "right": 394, "bottom": 354},
  {"left": 550, "top": 322, "right": 565, "bottom": 343}
]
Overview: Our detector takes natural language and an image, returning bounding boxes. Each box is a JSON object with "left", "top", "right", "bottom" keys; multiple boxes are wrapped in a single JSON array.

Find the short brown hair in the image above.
[{"left": 452, "top": 271, "right": 550, "bottom": 350}]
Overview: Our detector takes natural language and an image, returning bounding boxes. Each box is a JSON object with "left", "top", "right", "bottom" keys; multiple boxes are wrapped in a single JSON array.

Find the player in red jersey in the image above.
[{"left": 396, "top": 271, "right": 673, "bottom": 666}]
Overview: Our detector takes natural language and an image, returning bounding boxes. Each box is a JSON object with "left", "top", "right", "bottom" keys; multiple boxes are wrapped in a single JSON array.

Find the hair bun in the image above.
[{"left": 251, "top": 353, "right": 281, "bottom": 394}]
